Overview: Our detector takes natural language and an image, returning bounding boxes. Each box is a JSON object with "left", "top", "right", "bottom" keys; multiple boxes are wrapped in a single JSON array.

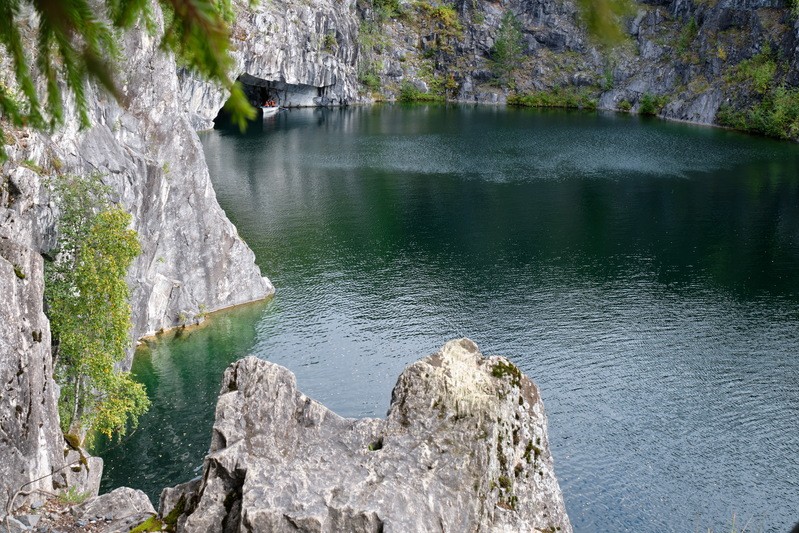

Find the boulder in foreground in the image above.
[{"left": 164, "top": 339, "right": 572, "bottom": 533}]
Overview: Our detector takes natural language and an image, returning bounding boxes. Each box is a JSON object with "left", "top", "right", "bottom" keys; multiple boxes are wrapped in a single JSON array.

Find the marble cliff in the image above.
[
  {"left": 1, "top": 5, "right": 272, "bottom": 515},
  {"left": 3, "top": 0, "right": 795, "bottom": 527}
]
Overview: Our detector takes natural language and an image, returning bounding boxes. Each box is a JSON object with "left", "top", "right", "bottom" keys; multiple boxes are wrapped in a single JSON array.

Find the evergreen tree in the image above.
[
  {"left": 491, "top": 11, "right": 524, "bottom": 89},
  {"left": 0, "top": 0, "right": 254, "bottom": 161}
]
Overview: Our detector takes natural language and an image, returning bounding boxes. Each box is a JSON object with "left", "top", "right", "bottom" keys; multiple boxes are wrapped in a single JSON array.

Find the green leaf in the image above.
[{"left": 46, "top": 174, "right": 147, "bottom": 439}]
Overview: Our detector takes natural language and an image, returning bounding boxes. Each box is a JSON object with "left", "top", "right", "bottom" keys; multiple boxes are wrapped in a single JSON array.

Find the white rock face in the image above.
[
  {"left": 0, "top": 5, "right": 273, "bottom": 512},
  {"left": 181, "top": 0, "right": 362, "bottom": 129},
  {"left": 2, "top": 10, "right": 274, "bottom": 350},
  {"left": 0, "top": 209, "right": 62, "bottom": 513},
  {"left": 165, "top": 339, "right": 572, "bottom": 532}
]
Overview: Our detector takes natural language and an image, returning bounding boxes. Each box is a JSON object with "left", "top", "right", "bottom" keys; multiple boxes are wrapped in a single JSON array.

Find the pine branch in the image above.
[{"left": 0, "top": 0, "right": 257, "bottom": 161}]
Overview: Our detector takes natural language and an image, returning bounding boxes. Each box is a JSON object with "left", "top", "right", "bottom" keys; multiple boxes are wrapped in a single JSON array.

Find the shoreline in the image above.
[
  {"left": 136, "top": 291, "right": 275, "bottom": 345},
  {"left": 235, "top": 98, "right": 798, "bottom": 145}
]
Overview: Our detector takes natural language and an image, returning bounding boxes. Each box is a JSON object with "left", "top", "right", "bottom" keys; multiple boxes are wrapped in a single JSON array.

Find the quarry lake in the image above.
[{"left": 98, "top": 105, "right": 799, "bottom": 532}]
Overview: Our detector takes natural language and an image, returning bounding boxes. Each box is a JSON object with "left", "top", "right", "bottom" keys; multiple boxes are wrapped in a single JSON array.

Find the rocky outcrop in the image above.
[
  {"left": 360, "top": 0, "right": 597, "bottom": 102},
  {"left": 354, "top": 0, "right": 797, "bottom": 136},
  {"left": 599, "top": 0, "right": 798, "bottom": 125},
  {"left": 181, "top": 0, "right": 362, "bottom": 130},
  {"left": 0, "top": 207, "right": 62, "bottom": 514},
  {"left": 1, "top": 2, "right": 273, "bottom": 515},
  {"left": 164, "top": 339, "right": 571, "bottom": 533},
  {"left": 2, "top": 7, "right": 274, "bottom": 355},
  {"left": 76, "top": 487, "right": 156, "bottom": 533}
]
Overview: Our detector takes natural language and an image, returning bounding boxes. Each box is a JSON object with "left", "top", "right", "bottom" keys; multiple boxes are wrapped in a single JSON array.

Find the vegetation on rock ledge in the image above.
[
  {"left": 490, "top": 12, "right": 524, "bottom": 89},
  {"left": 716, "top": 45, "right": 799, "bottom": 139},
  {"left": 399, "top": 81, "right": 445, "bottom": 102},
  {"left": 46, "top": 174, "right": 149, "bottom": 441},
  {"left": 717, "top": 88, "right": 799, "bottom": 140},
  {"left": 491, "top": 360, "right": 522, "bottom": 388},
  {"left": 638, "top": 93, "right": 669, "bottom": 116},
  {"left": 508, "top": 87, "right": 599, "bottom": 111}
]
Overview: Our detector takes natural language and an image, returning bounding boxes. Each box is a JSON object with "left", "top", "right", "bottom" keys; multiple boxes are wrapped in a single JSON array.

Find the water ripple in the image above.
[{"left": 100, "top": 107, "right": 799, "bottom": 533}]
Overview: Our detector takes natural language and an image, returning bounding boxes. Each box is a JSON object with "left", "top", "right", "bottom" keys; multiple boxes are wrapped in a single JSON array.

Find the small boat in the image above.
[{"left": 261, "top": 105, "right": 280, "bottom": 117}]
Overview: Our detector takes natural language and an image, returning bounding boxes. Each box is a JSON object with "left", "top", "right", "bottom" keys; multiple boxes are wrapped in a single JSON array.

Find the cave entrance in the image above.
[{"left": 213, "top": 73, "right": 339, "bottom": 129}]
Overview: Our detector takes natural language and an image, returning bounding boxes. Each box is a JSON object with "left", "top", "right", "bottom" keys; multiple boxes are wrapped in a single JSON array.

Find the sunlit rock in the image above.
[{"left": 165, "top": 339, "right": 571, "bottom": 533}]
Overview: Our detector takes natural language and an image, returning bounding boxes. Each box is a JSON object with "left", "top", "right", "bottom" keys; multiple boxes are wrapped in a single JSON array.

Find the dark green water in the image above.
[{"left": 99, "top": 106, "right": 799, "bottom": 532}]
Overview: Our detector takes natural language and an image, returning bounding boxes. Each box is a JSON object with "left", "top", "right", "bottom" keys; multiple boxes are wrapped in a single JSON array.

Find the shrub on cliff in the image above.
[
  {"left": 717, "top": 44, "right": 799, "bottom": 140},
  {"left": 370, "top": 0, "right": 401, "bottom": 21},
  {"left": 717, "top": 87, "right": 799, "bottom": 140},
  {"left": 575, "top": 0, "right": 635, "bottom": 47},
  {"left": 491, "top": 11, "right": 524, "bottom": 89},
  {"left": 46, "top": 175, "right": 149, "bottom": 441},
  {"left": 638, "top": 93, "right": 669, "bottom": 116},
  {"left": 399, "top": 81, "right": 444, "bottom": 102},
  {"left": 508, "top": 87, "right": 599, "bottom": 110}
]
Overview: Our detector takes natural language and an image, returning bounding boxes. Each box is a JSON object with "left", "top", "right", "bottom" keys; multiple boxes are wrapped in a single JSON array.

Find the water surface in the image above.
[{"left": 100, "top": 106, "right": 799, "bottom": 532}]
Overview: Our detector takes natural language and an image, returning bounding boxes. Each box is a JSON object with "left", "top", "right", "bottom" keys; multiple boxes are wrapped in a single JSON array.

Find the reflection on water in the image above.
[
  {"left": 97, "top": 302, "right": 268, "bottom": 490},
  {"left": 100, "top": 106, "right": 799, "bottom": 533}
]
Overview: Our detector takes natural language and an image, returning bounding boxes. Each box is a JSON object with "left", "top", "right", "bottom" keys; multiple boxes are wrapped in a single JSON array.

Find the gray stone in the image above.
[
  {"left": 170, "top": 339, "right": 571, "bottom": 533},
  {"left": 159, "top": 477, "right": 201, "bottom": 530},
  {"left": 77, "top": 487, "right": 158, "bottom": 532},
  {"left": 78, "top": 488, "right": 155, "bottom": 522},
  {"left": 0, "top": 516, "right": 27, "bottom": 533},
  {"left": 0, "top": 231, "right": 63, "bottom": 514},
  {"left": 663, "top": 89, "right": 724, "bottom": 125},
  {"left": 13, "top": 516, "right": 38, "bottom": 528},
  {"left": 101, "top": 512, "right": 158, "bottom": 533},
  {"left": 27, "top": 502, "right": 42, "bottom": 512},
  {"left": 61, "top": 450, "right": 103, "bottom": 499},
  {"left": 180, "top": 0, "right": 362, "bottom": 128}
]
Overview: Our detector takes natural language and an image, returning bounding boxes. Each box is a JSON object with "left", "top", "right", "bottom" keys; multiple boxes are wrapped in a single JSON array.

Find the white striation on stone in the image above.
[{"left": 180, "top": 0, "right": 362, "bottom": 129}]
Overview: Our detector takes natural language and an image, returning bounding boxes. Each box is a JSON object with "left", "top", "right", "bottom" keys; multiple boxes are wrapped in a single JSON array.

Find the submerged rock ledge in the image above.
[{"left": 160, "top": 339, "right": 571, "bottom": 533}]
